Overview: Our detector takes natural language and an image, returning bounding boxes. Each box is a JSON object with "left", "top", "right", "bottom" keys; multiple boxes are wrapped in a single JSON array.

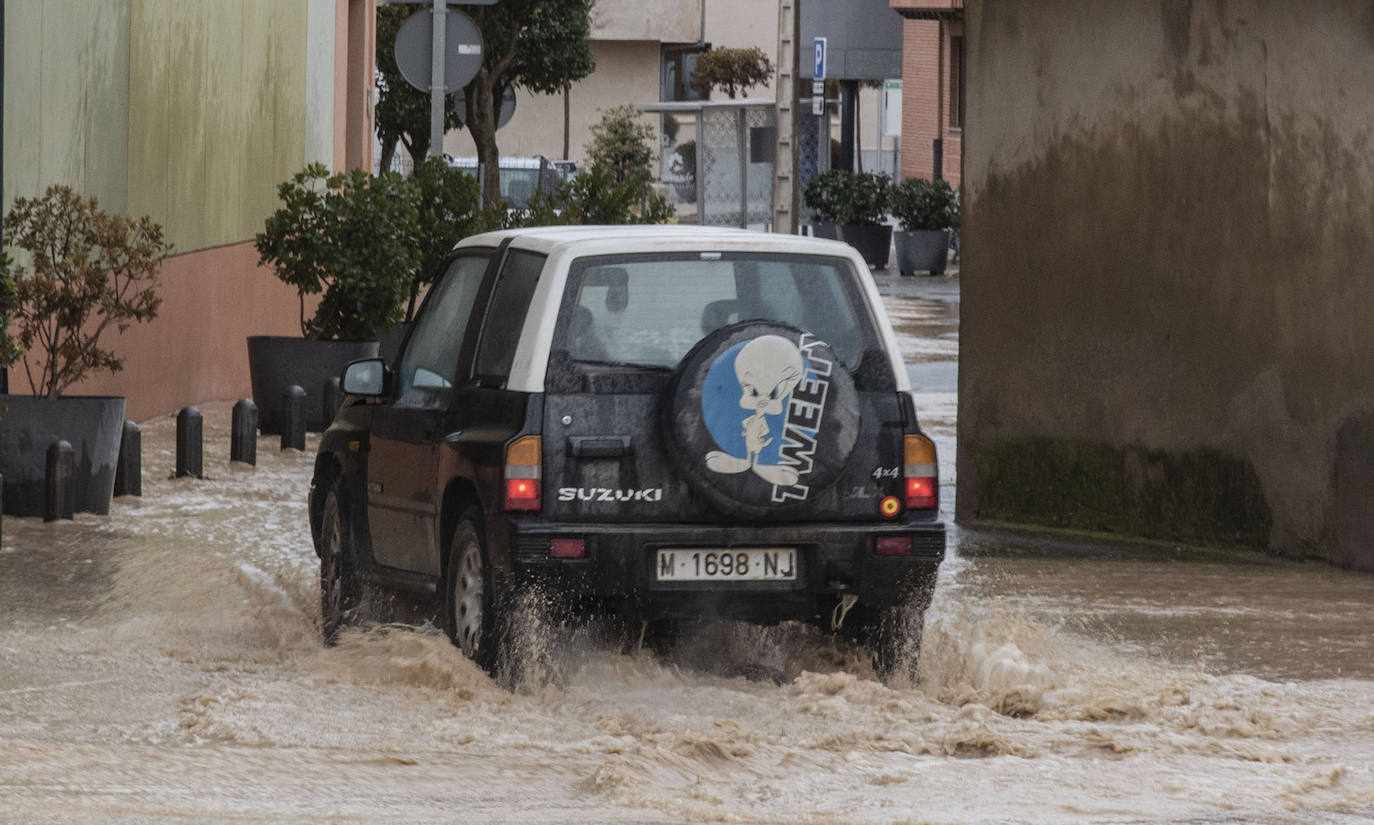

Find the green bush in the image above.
[
  {"left": 256, "top": 164, "right": 421, "bottom": 341},
  {"left": 0, "top": 253, "right": 20, "bottom": 373},
  {"left": 408, "top": 157, "right": 483, "bottom": 319},
  {"left": 2, "top": 187, "right": 170, "bottom": 398},
  {"left": 802, "top": 170, "right": 891, "bottom": 226},
  {"left": 889, "top": 177, "right": 959, "bottom": 231}
]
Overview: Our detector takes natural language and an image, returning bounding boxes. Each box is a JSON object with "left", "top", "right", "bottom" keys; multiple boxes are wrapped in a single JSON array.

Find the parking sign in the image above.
[{"left": 813, "top": 37, "right": 827, "bottom": 80}]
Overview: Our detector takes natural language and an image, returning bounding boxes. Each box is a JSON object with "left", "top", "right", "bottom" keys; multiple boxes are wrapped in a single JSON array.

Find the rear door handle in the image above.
[{"left": 568, "top": 435, "right": 634, "bottom": 458}]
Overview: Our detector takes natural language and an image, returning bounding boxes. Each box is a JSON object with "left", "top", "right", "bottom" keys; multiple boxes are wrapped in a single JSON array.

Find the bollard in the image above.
[
  {"left": 281, "top": 385, "right": 307, "bottom": 451},
  {"left": 0, "top": 472, "right": 4, "bottom": 544},
  {"left": 231, "top": 399, "right": 258, "bottom": 466},
  {"left": 45, "top": 440, "right": 75, "bottom": 522},
  {"left": 322, "top": 377, "right": 343, "bottom": 429},
  {"left": 176, "top": 406, "right": 204, "bottom": 479},
  {"left": 114, "top": 420, "right": 142, "bottom": 497}
]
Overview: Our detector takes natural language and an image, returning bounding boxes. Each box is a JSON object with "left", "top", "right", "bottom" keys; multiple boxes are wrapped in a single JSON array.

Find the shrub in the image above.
[
  {"left": 256, "top": 164, "right": 420, "bottom": 341},
  {"left": 408, "top": 157, "right": 483, "bottom": 320},
  {"left": 889, "top": 177, "right": 959, "bottom": 231},
  {"left": 0, "top": 253, "right": 20, "bottom": 373},
  {"left": 586, "top": 105, "right": 657, "bottom": 188},
  {"left": 802, "top": 170, "right": 891, "bottom": 226},
  {"left": 2, "top": 186, "right": 170, "bottom": 398}
]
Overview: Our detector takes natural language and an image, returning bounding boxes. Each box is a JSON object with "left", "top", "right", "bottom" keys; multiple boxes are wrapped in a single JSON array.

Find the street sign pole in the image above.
[{"left": 429, "top": 0, "right": 446, "bottom": 159}]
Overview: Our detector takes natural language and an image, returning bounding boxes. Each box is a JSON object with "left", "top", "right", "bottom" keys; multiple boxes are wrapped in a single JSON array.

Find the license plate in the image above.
[{"left": 655, "top": 548, "right": 797, "bottom": 582}]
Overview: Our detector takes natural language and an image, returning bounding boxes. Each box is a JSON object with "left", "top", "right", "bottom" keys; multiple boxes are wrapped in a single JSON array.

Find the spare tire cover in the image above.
[{"left": 663, "top": 321, "right": 861, "bottom": 516}]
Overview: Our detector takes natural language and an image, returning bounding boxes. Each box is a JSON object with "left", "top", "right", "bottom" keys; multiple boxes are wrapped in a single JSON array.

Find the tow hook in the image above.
[{"left": 831, "top": 594, "right": 859, "bottom": 631}]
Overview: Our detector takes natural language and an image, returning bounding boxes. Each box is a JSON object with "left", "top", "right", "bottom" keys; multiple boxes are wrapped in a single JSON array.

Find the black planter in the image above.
[
  {"left": 0, "top": 395, "right": 126, "bottom": 517},
  {"left": 838, "top": 223, "right": 893, "bottom": 268},
  {"left": 247, "top": 336, "right": 380, "bottom": 434},
  {"left": 894, "top": 229, "right": 950, "bottom": 276},
  {"left": 811, "top": 221, "right": 839, "bottom": 240}
]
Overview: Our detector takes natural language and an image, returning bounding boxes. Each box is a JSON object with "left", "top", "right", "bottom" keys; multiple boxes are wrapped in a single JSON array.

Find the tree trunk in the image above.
[
  {"left": 379, "top": 140, "right": 396, "bottom": 175},
  {"left": 471, "top": 71, "right": 502, "bottom": 210}
]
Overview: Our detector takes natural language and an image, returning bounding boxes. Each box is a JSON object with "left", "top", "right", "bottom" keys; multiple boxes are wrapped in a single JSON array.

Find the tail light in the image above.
[
  {"left": 903, "top": 433, "right": 938, "bottom": 511},
  {"left": 504, "top": 435, "right": 542, "bottom": 512}
]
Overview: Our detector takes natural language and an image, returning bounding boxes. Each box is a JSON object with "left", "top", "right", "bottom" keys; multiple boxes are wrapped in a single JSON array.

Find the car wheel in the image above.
[
  {"left": 662, "top": 321, "right": 862, "bottom": 518},
  {"left": 319, "top": 480, "right": 361, "bottom": 646},
  {"left": 443, "top": 510, "right": 500, "bottom": 673},
  {"left": 856, "top": 606, "right": 924, "bottom": 683}
]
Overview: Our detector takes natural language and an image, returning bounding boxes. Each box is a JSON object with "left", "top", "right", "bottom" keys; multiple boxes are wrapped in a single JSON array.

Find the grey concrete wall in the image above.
[{"left": 958, "top": 0, "right": 1374, "bottom": 568}]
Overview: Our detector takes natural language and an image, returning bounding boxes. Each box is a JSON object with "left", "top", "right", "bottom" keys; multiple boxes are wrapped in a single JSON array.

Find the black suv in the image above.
[{"left": 309, "top": 226, "right": 945, "bottom": 677}]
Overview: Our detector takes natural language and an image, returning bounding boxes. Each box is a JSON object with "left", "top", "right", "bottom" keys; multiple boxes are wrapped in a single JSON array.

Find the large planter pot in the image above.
[
  {"left": 247, "top": 336, "right": 380, "bottom": 435},
  {"left": 0, "top": 395, "right": 126, "bottom": 517},
  {"left": 839, "top": 223, "right": 893, "bottom": 268},
  {"left": 810, "top": 221, "right": 839, "bottom": 240},
  {"left": 894, "top": 229, "right": 950, "bottom": 276}
]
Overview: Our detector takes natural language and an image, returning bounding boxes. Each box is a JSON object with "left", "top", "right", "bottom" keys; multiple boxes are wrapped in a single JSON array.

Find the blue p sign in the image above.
[{"left": 813, "top": 37, "right": 827, "bottom": 80}]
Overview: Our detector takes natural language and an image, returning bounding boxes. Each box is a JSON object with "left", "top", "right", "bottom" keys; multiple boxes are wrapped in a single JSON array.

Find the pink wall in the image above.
[{"left": 13, "top": 242, "right": 307, "bottom": 422}]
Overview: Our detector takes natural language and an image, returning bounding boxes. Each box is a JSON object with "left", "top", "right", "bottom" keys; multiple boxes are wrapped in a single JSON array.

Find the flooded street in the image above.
[{"left": 3, "top": 276, "right": 1374, "bottom": 824}]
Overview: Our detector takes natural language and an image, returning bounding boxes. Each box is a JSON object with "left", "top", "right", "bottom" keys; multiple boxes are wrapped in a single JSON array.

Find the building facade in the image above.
[
  {"left": 890, "top": 0, "right": 962, "bottom": 185},
  {"left": 3, "top": 0, "right": 376, "bottom": 419}
]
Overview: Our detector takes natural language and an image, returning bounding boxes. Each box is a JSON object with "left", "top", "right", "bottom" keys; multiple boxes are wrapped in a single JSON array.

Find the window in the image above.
[
  {"left": 395, "top": 253, "right": 490, "bottom": 398},
  {"left": 565, "top": 254, "right": 872, "bottom": 370},
  {"left": 474, "top": 250, "right": 547, "bottom": 384},
  {"left": 949, "top": 35, "right": 964, "bottom": 130}
]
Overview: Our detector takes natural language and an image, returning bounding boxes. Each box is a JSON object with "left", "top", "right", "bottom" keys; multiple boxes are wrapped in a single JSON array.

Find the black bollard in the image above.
[
  {"left": 231, "top": 399, "right": 258, "bottom": 465},
  {"left": 322, "top": 377, "right": 342, "bottom": 429},
  {"left": 281, "top": 385, "right": 306, "bottom": 451},
  {"left": 0, "top": 472, "right": 4, "bottom": 544},
  {"left": 176, "top": 406, "right": 204, "bottom": 479},
  {"left": 45, "top": 440, "right": 75, "bottom": 522},
  {"left": 114, "top": 421, "right": 142, "bottom": 497}
]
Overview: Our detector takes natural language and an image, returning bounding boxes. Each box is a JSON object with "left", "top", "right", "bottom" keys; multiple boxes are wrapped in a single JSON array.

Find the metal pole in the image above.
[
  {"left": 429, "top": 0, "right": 446, "bottom": 159},
  {"left": 933, "top": 137, "right": 944, "bottom": 181},
  {"left": 695, "top": 110, "right": 706, "bottom": 225},
  {"left": 839, "top": 80, "right": 857, "bottom": 173},
  {"left": 737, "top": 109, "right": 748, "bottom": 229}
]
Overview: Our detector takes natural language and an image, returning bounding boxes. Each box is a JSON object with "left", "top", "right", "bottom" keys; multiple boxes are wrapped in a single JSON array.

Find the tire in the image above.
[
  {"left": 853, "top": 605, "right": 924, "bottom": 683},
  {"left": 319, "top": 480, "right": 362, "bottom": 646},
  {"left": 662, "top": 321, "right": 862, "bottom": 518},
  {"left": 443, "top": 510, "right": 501, "bottom": 673}
]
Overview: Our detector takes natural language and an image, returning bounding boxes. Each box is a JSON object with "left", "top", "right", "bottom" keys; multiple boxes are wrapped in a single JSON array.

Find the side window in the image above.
[
  {"left": 395, "top": 253, "right": 490, "bottom": 398},
  {"left": 474, "top": 249, "right": 547, "bottom": 385}
]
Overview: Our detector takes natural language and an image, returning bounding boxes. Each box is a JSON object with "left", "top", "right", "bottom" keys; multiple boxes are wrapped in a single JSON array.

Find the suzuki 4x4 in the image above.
[{"left": 309, "top": 226, "right": 945, "bottom": 679}]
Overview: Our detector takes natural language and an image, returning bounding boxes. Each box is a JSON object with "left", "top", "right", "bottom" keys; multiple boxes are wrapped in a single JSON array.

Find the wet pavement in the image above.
[{"left": 2, "top": 269, "right": 1373, "bottom": 824}]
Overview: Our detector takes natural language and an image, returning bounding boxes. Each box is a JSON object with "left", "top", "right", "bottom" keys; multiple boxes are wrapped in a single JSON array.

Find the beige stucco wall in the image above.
[
  {"left": 445, "top": 40, "right": 663, "bottom": 166},
  {"left": 959, "top": 0, "right": 1374, "bottom": 568},
  {"left": 594, "top": 0, "right": 698, "bottom": 42}
]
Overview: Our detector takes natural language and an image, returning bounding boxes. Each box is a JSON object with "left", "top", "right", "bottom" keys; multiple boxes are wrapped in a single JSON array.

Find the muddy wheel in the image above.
[
  {"left": 319, "top": 480, "right": 361, "bottom": 646},
  {"left": 443, "top": 510, "right": 500, "bottom": 673},
  {"left": 856, "top": 606, "right": 924, "bottom": 683}
]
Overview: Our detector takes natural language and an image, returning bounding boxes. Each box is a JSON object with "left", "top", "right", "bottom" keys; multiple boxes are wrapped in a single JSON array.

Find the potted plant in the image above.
[
  {"left": 890, "top": 177, "right": 959, "bottom": 276},
  {"left": 252, "top": 164, "right": 421, "bottom": 434},
  {"left": 0, "top": 186, "right": 170, "bottom": 516},
  {"left": 802, "top": 170, "right": 893, "bottom": 267}
]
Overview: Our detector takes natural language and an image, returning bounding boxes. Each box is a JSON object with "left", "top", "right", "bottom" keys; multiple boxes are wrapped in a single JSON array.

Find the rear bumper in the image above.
[{"left": 507, "top": 519, "right": 945, "bottom": 623}]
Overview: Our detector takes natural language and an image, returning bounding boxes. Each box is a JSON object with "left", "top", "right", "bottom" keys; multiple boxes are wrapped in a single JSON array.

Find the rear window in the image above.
[{"left": 564, "top": 253, "right": 872, "bottom": 369}]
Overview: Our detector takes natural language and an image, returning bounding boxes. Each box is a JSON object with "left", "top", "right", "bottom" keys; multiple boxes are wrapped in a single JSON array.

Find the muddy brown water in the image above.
[{"left": 2, "top": 288, "right": 1372, "bottom": 824}]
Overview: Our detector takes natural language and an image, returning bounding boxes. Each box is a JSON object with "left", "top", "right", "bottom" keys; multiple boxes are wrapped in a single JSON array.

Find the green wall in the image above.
[{"left": 4, "top": 0, "right": 314, "bottom": 252}]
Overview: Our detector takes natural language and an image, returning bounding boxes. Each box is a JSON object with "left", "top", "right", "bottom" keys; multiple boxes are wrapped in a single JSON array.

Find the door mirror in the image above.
[{"left": 341, "top": 358, "right": 387, "bottom": 397}]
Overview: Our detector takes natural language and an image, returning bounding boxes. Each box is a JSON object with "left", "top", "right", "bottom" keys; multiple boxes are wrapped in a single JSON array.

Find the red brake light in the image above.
[
  {"left": 549, "top": 538, "right": 586, "bottom": 559},
  {"left": 504, "top": 435, "right": 542, "bottom": 512},
  {"left": 875, "top": 536, "right": 912, "bottom": 556},
  {"left": 903, "top": 434, "right": 939, "bottom": 510}
]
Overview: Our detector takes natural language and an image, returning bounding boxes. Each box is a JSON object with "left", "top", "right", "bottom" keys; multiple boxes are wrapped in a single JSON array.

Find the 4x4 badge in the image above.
[{"left": 702, "top": 333, "right": 832, "bottom": 502}]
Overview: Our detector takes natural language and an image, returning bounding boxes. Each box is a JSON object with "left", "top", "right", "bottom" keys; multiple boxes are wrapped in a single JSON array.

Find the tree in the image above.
[
  {"left": 375, "top": 5, "right": 463, "bottom": 173},
  {"left": 406, "top": 156, "right": 483, "bottom": 320},
  {"left": 586, "top": 105, "right": 656, "bottom": 188},
  {"left": 2, "top": 187, "right": 170, "bottom": 398},
  {"left": 691, "top": 47, "right": 774, "bottom": 99},
  {"left": 459, "top": 0, "right": 595, "bottom": 209}
]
